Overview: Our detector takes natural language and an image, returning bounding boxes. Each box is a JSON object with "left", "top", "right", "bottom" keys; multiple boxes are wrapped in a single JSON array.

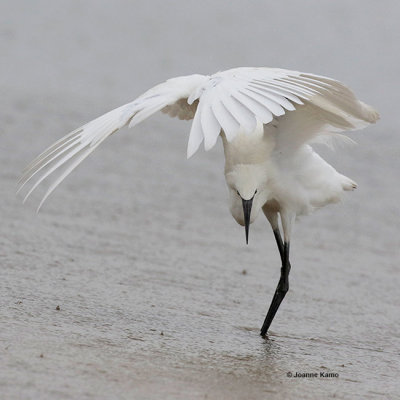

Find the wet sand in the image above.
[{"left": 1, "top": 1, "right": 399, "bottom": 399}]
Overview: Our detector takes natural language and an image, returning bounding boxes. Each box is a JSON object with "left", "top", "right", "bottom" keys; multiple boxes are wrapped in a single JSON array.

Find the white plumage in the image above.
[{"left": 18, "top": 67, "right": 379, "bottom": 335}]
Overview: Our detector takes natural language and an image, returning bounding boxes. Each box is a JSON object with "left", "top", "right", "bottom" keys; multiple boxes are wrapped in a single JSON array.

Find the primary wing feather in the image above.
[{"left": 18, "top": 74, "right": 208, "bottom": 209}]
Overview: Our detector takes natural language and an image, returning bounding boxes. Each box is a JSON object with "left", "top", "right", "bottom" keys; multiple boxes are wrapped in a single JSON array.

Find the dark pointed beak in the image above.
[{"left": 242, "top": 197, "right": 253, "bottom": 245}]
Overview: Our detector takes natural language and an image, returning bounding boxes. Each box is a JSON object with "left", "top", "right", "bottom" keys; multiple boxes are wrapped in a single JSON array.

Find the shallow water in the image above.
[{"left": 1, "top": 1, "right": 400, "bottom": 399}]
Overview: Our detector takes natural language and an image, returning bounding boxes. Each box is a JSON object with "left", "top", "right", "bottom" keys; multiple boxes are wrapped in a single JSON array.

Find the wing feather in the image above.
[
  {"left": 187, "top": 98, "right": 205, "bottom": 158},
  {"left": 19, "top": 74, "right": 209, "bottom": 209},
  {"left": 231, "top": 91, "right": 274, "bottom": 124},
  {"left": 244, "top": 85, "right": 295, "bottom": 111},
  {"left": 22, "top": 128, "right": 83, "bottom": 173},
  {"left": 37, "top": 144, "right": 105, "bottom": 211},
  {"left": 200, "top": 102, "right": 221, "bottom": 151},
  {"left": 19, "top": 67, "right": 378, "bottom": 210},
  {"left": 213, "top": 68, "right": 378, "bottom": 148},
  {"left": 211, "top": 89, "right": 240, "bottom": 143},
  {"left": 23, "top": 141, "right": 88, "bottom": 203},
  {"left": 240, "top": 87, "right": 285, "bottom": 116},
  {"left": 218, "top": 92, "right": 257, "bottom": 133},
  {"left": 18, "top": 136, "right": 84, "bottom": 190},
  {"left": 249, "top": 81, "right": 304, "bottom": 104}
]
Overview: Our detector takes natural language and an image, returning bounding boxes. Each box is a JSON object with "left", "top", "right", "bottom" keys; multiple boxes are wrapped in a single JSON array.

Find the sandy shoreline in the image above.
[{"left": 1, "top": 1, "right": 399, "bottom": 399}]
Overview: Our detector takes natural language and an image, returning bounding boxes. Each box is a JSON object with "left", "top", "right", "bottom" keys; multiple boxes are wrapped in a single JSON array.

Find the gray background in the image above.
[{"left": 1, "top": 1, "right": 399, "bottom": 399}]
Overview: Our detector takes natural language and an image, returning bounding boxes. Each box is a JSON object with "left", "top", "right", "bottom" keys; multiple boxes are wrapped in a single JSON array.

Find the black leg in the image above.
[
  {"left": 272, "top": 229, "right": 292, "bottom": 273},
  {"left": 272, "top": 229, "right": 285, "bottom": 261},
  {"left": 260, "top": 230, "right": 291, "bottom": 337}
]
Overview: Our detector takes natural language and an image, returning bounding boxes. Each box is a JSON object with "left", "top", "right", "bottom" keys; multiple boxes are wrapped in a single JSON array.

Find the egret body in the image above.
[{"left": 18, "top": 67, "right": 379, "bottom": 336}]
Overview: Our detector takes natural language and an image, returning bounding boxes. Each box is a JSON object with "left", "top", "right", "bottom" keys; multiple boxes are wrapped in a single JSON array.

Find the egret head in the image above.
[{"left": 225, "top": 164, "right": 269, "bottom": 244}]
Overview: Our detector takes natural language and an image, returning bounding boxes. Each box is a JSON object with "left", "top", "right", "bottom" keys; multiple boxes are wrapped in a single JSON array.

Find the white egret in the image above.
[{"left": 18, "top": 67, "right": 379, "bottom": 336}]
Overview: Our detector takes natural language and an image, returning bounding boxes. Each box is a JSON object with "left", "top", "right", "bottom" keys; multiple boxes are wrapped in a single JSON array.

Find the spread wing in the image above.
[
  {"left": 186, "top": 67, "right": 379, "bottom": 155},
  {"left": 18, "top": 74, "right": 208, "bottom": 210},
  {"left": 18, "top": 67, "right": 378, "bottom": 210}
]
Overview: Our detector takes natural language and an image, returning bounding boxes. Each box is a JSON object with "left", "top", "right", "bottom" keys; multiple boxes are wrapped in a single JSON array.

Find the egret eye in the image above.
[
  {"left": 255, "top": 189, "right": 258, "bottom": 195},
  {"left": 236, "top": 190, "right": 240, "bottom": 196}
]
